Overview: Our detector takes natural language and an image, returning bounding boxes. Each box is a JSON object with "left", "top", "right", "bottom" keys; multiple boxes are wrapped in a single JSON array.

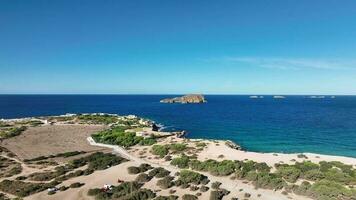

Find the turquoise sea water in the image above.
[{"left": 0, "top": 95, "right": 355, "bottom": 157}]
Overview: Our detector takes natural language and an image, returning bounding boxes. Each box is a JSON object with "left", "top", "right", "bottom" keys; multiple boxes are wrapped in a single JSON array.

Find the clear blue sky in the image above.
[{"left": 1, "top": 0, "right": 356, "bottom": 94}]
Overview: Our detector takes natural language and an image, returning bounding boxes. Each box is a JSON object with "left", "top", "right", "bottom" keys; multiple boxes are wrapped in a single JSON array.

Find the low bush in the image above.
[
  {"left": 182, "top": 194, "right": 198, "bottom": 200},
  {"left": 0, "top": 180, "right": 58, "bottom": 197},
  {"left": 171, "top": 154, "right": 190, "bottom": 168},
  {"left": 157, "top": 176, "right": 174, "bottom": 189},
  {"left": 138, "top": 163, "right": 153, "bottom": 172},
  {"left": 211, "top": 182, "right": 221, "bottom": 190},
  {"left": 209, "top": 189, "right": 230, "bottom": 200},
  {"left": 190, "top": 185, "right": 199, "bottom": 191},
  {"left": 87, "top": 181, "right": 156, "bottom": 200},
  {"left": 69, "top": 182, "right": 84, "bottom": 188},
  {"left": 136, "top": 173, "right": 152, "bottom": 183},
  {"left": 169, "top": 143, "right": 187, "bottom": 153},
  {"left": 149, "top": 167, "right": 170, "bottom": 178},
  {"left": 309, "top": 179, "right": 355, "bottom": 200},
  {"left": 178, "top": 170, "right": 209, "bottom": 185},
  {"left": 200, "top": 185, "right": 209, "bottom": 192},
  {"left": 87, "top": 188, "right": 101, "bottom": 196},
  {"left": 59, "top": 186, "right": 68, "bottom": 191},
  {"left": 128, "top": 166, "right": 141, "bottom": 174},
  {"left": 155, "top": 195, "right": 179, "bottom": 200},
  {"left": 276, "top": 165, "right": 301, "bottom": 183},
  {"left": 152, "top": 145, "right": 169, "bottom": 158},
  {"left": 0, "top": 126, "right": 26, "bottom": 139}
]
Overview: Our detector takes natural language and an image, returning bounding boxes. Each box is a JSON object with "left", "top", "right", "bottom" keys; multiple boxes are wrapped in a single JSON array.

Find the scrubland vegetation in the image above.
[
  {"left": 0, "top": 126, "right": 26, "bottom": 139},
  {"left": 24, "top": 151, "right": 86, "bottom": 162},
  {"left": 49, "top": 114, "right": 119, "bottom": 125},
  {"left": 167, "top": 154, "right": 356, "bottom": 200},
  {"left": 0, "top": 180, "right": 59, "bottom": 197},
  {"left": 151, "top": 143, "right": 188, "bottom": 158},
  {"left": 0, "top": 152, "right": 126, "bottom": 197},
  {"left": 77, "top": 114, "right": 119, "bottom": 124},
  {"left": 0, "top": 156, "right": 22, "bottom": 178}
]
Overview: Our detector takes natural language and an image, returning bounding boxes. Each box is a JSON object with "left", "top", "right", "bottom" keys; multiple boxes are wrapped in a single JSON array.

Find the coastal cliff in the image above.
[{"left": 160, "top": 94, "right": 207, "bottom": 104}]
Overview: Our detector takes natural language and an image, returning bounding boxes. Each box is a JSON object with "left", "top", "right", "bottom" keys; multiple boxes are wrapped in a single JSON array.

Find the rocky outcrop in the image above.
[
  {"left": 225, "top": 140, "right": 242, "bottom": 150},
  {"left": 160, "top": 94, "right": 207, "bottom": 104}
]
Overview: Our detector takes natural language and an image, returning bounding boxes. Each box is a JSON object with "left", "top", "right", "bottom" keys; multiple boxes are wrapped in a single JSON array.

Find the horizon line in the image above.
[{"left": 0, "top": 93, "right": 355, "bottom": 96}]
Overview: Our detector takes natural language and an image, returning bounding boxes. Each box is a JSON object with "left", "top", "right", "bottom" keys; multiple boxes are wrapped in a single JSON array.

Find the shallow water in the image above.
[{"left": 1, "top": 95, "right": 356, "bottom": 157}]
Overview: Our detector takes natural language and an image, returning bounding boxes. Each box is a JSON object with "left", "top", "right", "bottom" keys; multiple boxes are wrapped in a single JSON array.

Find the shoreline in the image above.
[{"left": 2, "top": 114, "right": 356, "bottom": 161}]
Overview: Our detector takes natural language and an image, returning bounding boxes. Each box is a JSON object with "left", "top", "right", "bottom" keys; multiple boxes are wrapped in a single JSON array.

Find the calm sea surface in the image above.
[{"left": 1, "top": 95, "right": 356, "bottom": 157}]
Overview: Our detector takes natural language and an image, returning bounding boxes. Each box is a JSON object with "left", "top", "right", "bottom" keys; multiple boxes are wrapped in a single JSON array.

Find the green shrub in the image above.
[
  {"left": 140, "top": 137, "right": 157, "bottom": 146},
  {"left": 138, "top": 163, "right": 153, "bottom": 172},
  {"left": 171, "top": 155, "right": 190, "bottom": 168},
  {"left": 303, "top": 169, "right": 325, "bottom": 181},
  {"left": 0, "top": 180, "right": 54, "bottom": 197},
  {"left": 77, "top": 114, "right": 118, "bottom": 124},
  {"left": 251, "top": 172, "right": 286, "bottom": 190},
  {"left": 59, "top": 186, "right": 68, "bottom": 191},
  {"left": 294, "top": 161, "right": 319, "bottom": 173},
  {"left": 69, "top": 182, "right": 84, "bottom": 188},
  {"left": 0, "top": 126, "right": 26, "bottom": 139},
  {"left": 293, "top": 181, "right": 311, "bottom": 196},
  {"left": 179, "top": 170, "right": 209, "bottom": 185},
  {"left": 128, "top": 164, "right": 153, "bottom": 175},
  {"left": 182, "top": 194, "right": 198, "bottom": 200},
  {"left": 211, "top": 182, "right": 221, "bottom": 190},
  {"left": 309, "top": 180, "right": 354, "bottom": 200},
  {"left": 128, "top": 166, "right": 141, "bottom": 174},
  {"left": 136, "top": 173, "right": 152, "bottom": 183},
  {"left": 209, "top": 189, "right": 230, "bottom": 200},
  {"left": 276, "top": 165, "right": 301, "bottom": 183},
  {"left": 189, "top": 159, "right": 238, "bottom": 176},
  {"left": 152, "top": 145, "right": 169, "bottom": 158},
  {"left": 200, "top": 185, "right": 209, "bottom": 192},
  {"left": 155, "top": 195, "right": 179, "bottom": 200},
  {"left": 149, "top": 167, "right": 170, "bottom": 178},
  {"left": 92, "top": 126, "right": 150, "bottom": 147},
  {"left": 87, "top": 181, "right": 149, "bottom": 200},
  {"left": 169, "top": 143, "right": 187, "bottom": 153},
  {"left": 190, "top": 185, "right": 199, "bottom": 191},
  {"left": 157, "top": 176, "right": 174, "bottom": 189},
  {"left": 87, "top": 188, "right": 101, "bottom": 196},
  {"left": 324, "top": 168, "right": 353, "bottom": 184},
  {"left": 195, "top": 142, "right": 206, "bottom": 148}
]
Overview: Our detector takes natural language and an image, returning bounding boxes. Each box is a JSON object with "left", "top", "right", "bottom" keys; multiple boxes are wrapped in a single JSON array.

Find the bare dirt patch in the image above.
[{"left": 0, "top": 124, "right": 108, "bottom": 161}]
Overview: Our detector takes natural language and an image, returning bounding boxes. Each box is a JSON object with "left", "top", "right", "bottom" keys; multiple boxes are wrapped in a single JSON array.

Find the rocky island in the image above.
[{"left": 160, "top": 94, "right": 207, "bottom": 104}]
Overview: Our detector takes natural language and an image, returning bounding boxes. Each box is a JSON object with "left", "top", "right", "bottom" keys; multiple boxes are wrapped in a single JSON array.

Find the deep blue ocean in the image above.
[{"left": 0, "top": 95, "right": 356, "bottom": 158}]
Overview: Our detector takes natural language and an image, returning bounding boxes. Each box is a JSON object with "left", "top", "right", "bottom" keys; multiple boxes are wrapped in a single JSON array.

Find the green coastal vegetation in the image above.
[
  {"left": 92, "top": 126, "right": 157, "bottom": 147},
  {"left": 77, "top": 114, "right": 119, "bottom": 124},
  {"left": 151, "top": 143, "right": 188, "bottom": 158},
  {"left": 168, "top": 154, "right": 356, "bottom": 200},
  {"left": 48, "top": 114, "right": 119, "bottom": 125},
  {"left": 87, "top": 181, "right": 156, "bottom": 200},
  {"left": 0, "top": 126, "right": 26, "bottom": 139}
]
